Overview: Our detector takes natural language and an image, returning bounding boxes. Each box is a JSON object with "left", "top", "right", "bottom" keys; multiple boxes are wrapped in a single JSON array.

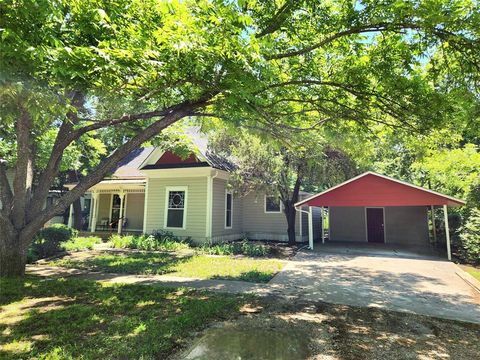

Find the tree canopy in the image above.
[{"left": 1, "top": 0, "right": 479, "bottom": 275}]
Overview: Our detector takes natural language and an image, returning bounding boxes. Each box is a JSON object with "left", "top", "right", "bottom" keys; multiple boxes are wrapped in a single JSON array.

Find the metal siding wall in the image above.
[
  {"left": 330, "top": 207, "right": 366, "bottom": 242},
  {"left": 385, "top": 206, "right": 429, "bottom": 245}
]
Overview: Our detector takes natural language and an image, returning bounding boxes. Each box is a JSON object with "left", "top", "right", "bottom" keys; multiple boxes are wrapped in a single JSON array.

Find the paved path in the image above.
[
  {"left": 27, "top": 249, "right": 480, "bottom": 324},
  {"left": 270, "top": 250, "right": 480, "bottom": 324}
]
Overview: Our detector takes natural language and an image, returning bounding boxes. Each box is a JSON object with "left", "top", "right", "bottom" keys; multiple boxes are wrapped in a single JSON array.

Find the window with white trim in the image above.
[
  {"left": 265, "top": 195, "right": 281, "bottom": 213},
  {"left": 225, "top": 191, "right": 232, "bottom": 229},
  {"left": 166, "top": 189, "right": 186, "bottom": 228}
]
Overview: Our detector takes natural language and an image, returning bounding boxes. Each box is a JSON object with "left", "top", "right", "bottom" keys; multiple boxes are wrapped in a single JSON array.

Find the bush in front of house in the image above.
[
  {"left": 199, "top": 240, "right": 270, "bottom": 257},
  {"left": 62, "top": 236, "right": 103, "bottom": 252},
  {"left": 460, "top": 208, "right": 480, "bottom": 265},
  {"left": 29, "top": 224, "right": 79, "bottom": 262},
  {"left": 110, "top": 231, "right": 190, "bottom": 252}
]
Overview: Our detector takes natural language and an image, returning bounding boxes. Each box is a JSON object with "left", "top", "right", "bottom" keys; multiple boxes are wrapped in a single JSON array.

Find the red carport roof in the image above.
[{"left": 295, "top": 172, "right": 465, "bottom": 208}]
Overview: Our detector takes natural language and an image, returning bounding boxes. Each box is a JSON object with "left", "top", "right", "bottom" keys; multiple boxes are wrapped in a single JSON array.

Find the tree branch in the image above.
[
  {"left": 28, "top": 92, "right": 84, "bottom": 221},
  {"left": 20, "top": 93, "right": 216, "bottom": 242},
  {"left": 266, "top": 22, "right": 426, "bottom": 60},
  {"left": 256, "top": 1, "right": 298, "bottom": 38}
]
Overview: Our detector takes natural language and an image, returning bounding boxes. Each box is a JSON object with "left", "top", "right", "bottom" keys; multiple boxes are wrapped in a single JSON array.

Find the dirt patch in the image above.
[{"left": 172, "top": 297, "right": 480, "bottom": 360}]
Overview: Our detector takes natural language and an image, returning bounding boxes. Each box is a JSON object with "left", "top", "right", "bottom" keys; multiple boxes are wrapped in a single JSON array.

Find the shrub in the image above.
[
  {"left": 62, "top": 237, "right": 102, "bottom": 252},
  {"left": 29, "top": 224, "right": 78, "bottom": 261},
  {"left": 110, "top": 231, "right": 190, "bottom": 252},
  {"left": 460, "top": 208, "right": 480, "bottom": 264},
  {"left": 199, "top": 240, "right": 270, "bottom": 257}
]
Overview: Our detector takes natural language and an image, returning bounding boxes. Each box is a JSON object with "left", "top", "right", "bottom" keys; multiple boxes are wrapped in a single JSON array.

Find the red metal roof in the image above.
[{"left": 295, "top": 172, "right": 465, "bottom": 208}]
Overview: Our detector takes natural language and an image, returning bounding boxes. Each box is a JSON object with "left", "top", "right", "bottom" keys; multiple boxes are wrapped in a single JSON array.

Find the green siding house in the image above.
[{"left": 74, "top": 135, "right": 315, "bottom": 244}]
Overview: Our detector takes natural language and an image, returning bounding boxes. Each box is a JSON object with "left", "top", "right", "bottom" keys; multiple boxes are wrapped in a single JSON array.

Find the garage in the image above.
[{"left": 295, "top": 172, "right": 465, "bottom": 260}]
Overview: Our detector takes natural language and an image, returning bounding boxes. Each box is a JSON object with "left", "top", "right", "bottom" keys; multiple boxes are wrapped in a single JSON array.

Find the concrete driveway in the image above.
[{"left": 269, "top": 247, "right": 480, "bottom": 324}]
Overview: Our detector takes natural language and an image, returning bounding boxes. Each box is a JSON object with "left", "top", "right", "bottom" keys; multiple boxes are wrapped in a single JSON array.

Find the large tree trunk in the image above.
[
  {"left": 281, "top": 170, "right": 303, "bottom": 246},
  {"left": 0, "top": 229, "right": 29, "bottom": 277},
  {"left": 284, "top": 201, "right": 297, "bottom": 245},
  {"left": 73, "top": 198, "right": 83, "bottom": 230}
]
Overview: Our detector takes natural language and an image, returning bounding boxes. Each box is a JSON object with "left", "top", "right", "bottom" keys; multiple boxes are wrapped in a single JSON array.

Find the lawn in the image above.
[
  {"left": 462, "top": 265, "right": 480, "bottom": 281},
  {"left": 49, "top": 251, "right": 285, "bottom": 283},
  {"left": 0, "top": 277, "right": 248, "bottom": 359}
]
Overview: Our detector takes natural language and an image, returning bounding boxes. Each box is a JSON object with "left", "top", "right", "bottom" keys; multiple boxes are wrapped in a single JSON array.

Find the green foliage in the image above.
[
  {"left": 209, "top": 128, "right": 358, "bottom": 198},
  {"left": 61, "top": 236, "right": 102, "bottom": 252},
  {"left": 110, "top": 231, "right": 190, "bottom": 252},
  {"left": 199, "top": 240, "right": 270, "bottom": 257},
  {"left": 29, "top": 224, "right": 78, "bottom": 261},
  {"left": 460, "top": 209, "right": 480, "bottom": 264},
  {"left": 0, "top": 277, "right": 244, "bottom": 359}
]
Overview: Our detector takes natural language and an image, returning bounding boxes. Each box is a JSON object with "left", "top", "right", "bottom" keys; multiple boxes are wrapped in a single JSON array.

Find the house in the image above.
[
  {"left": 68, "top": 133, "right": 321, "bottom": 243},
  {"left": 295, "top": 172, "right": 465, "bottom": 260}
]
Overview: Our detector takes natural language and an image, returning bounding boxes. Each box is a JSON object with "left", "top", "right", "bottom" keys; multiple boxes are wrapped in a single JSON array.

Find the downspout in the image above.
[{"left": 205, "top": 170, "right": 219, "bottom": 242}]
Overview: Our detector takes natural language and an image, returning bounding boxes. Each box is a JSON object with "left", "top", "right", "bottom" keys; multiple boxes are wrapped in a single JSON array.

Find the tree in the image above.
[
  {"left": 209, "top": 128, "right": 358, "bottom": 245},
  {"left": 1, "top": 0, "right": 479, "bottom": 275}
]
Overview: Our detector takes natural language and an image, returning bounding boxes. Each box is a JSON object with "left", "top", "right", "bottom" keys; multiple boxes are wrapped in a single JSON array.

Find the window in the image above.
[
  {"left": 225, "top": 191, "right": 232, "bottom": 229},
  {"left": 165, "top": 188, "right": 187, "bottom": 229},
  {"left": 265, "top": 195, "right": 281, "bottom": 213}
]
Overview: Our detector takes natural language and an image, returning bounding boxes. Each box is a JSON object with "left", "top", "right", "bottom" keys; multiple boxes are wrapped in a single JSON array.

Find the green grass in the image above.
[
  {"left": 50, "top": 253, "right": 285, "bottom": 283},
  {"left": 0, "top": 277, "right": 247, "bottom": 359},
  {"left": 61, "top": 236, "right": 103, "bottom": 252},
  {"left": 464, "top": 265, "right": 480, "bottom": 281}
]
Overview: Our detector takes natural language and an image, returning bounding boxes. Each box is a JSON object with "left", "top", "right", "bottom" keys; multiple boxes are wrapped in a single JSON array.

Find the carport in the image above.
[{"left": 295, "top": 172, "right": 465, "bottom": 260}]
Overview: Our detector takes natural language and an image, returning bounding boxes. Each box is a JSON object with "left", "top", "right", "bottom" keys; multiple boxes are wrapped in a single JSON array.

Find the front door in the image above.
[
  {"left": 366, "top": 208, "right": 385, "bottom": 243},
  {"left": 110, "top": 194, "right": 125, "bottom": 229}
]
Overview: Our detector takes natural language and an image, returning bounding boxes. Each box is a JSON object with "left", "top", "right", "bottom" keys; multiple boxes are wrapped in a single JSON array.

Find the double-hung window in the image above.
[
  {"left": 265, "top": 195, "right": 281, "bottom": 213},
  {"left": 225, "top": 191, "right": 233, "bottom": 229},
  {"left": 165, "top": 187, "right": 187, "bottom": 229}
]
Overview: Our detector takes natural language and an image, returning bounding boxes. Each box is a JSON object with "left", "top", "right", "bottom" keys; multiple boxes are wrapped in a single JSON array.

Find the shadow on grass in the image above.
[
  {"left": 0, "top": 276, "right": 245, "bottom": 359},
  {"left": 50, "top": 252, "right": 193, "bottom": 276},
  {"left": 212, "top": 270, "right": 274, "bottom": 283}
]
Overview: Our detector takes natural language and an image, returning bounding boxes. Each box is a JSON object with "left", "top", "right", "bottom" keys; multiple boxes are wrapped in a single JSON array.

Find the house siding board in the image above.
[
  {"left": 125, "top": 193, "right": 145, "bottom": 230},
  {"left": 211, "top": 178, "right": 242, "bottom": 238},
  {"left": 144, "top": 177, "right": 207, "bottom": 242},
  {"left": 97, "top": 194, "right": 111, "bottom": 222},
  {"left": 330, "top": 206, "right": 366, "bottom": 242},
  {"left": 240, "top": 192, "right": 304, "bottom": 241},
  {"left": 385, "top": 206, "right": 429, "bottom": 245}
]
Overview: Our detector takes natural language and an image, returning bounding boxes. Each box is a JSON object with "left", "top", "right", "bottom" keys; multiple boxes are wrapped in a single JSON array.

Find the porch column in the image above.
[
  {"left": 443, "top": 205, "right": 451, "bottom": 261},
  {"left": 117, "top": 191, "right": 126, "bottom": 235},
  {"left": 67, "top": 204, "right": 74, "bottom": 228},
  {"left": 431, "top": 205, "right": 437, "bottom": 245},
  {"left": 91, "top": 192, "right": 99, "bottom": 232},
  {"left": 308, "top": 206, "right": 314, "bottom": 250},
  {"left": 321, "top": 207, "right": 325, "bottom": 244}
]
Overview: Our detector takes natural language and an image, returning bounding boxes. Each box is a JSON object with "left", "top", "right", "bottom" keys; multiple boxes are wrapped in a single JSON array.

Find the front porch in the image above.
[{"left": 68, "top": 180, "right": 146, "bottom": 235}]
